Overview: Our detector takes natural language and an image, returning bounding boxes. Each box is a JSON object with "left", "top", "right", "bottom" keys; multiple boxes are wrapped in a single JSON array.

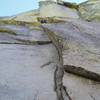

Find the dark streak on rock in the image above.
[{"left": 64, "top": 65, "right": 100, "bottom": 82}]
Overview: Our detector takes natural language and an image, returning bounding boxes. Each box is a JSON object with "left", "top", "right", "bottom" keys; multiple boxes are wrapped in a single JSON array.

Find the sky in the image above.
[{"left": 0, "top": 0, "right": 87, "bottom": 16}]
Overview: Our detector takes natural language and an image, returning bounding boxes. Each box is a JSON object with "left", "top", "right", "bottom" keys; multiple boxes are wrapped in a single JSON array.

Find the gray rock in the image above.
[
  {"left": 0, "top": 18, "right": 100, "bottom": 100},
  {"left": 0, "top": 0, "right": 100, "bottom": 100},
  {"left": 0, "top": 44, "right": 57, "bottom": 100},
  {"left": 39, "top": 1, "right": 79, "bottom": 18}
]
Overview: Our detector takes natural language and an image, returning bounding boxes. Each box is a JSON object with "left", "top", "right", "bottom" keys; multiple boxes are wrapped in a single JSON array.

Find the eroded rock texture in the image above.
[
  {"left": 0, "top": 0, "right": 100, "bottom": 100},
  {"left": 79, "top": 0, "right": 100, "bottom": 21},
  {"left": 0, "top": 17, "right": 100, "bottom": 100}
]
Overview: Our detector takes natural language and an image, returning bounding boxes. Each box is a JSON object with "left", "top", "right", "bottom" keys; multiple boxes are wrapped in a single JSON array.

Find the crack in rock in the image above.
[{"left": 41, "top": 25, "right": 71, "bottom": 100}]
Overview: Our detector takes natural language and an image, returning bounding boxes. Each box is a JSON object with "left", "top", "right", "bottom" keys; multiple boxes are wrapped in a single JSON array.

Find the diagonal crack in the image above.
[{"left": 64, "top": 64, "right": 100, "bottom": 82}]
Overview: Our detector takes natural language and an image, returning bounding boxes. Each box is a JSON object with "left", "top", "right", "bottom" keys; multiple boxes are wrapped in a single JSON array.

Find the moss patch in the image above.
[
  {"left": 0, "top": 28, "right": 17, "bottom": 35},
  {"left": 0, "top": 19, "right": 41, "bottom": 27}
]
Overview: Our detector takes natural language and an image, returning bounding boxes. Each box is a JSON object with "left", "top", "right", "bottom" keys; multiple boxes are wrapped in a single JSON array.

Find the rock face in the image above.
[
  {"left": 13, "top": 10, "right": 39, "bottom": 22},
  {"left": 2, "top": 1, "right": 79, "bottom": 22},
  {"left": 79, "top": 0, "right": 100, "bottom": 21},
  {"left": 0, "top": 44, "right": 57, "bottom": 100},
  {"left": 0, "top": 0, "right": 100, "bottom": 100},
  {"left": 39, "top": 1, "right": 79, "bottom": 18}
]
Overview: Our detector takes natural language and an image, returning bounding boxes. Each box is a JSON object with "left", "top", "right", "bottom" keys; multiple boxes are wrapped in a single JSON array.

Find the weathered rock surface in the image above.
[
  {"left": 13, "top": 9, "right": 39, "bottom": 22},
  {"left": 0, "top": 44, "right": 57, "bottom": 100},
  {"left": 1, "top": 0, "right": 100, "bottom": 22},
  {"left": 79, "top": 0, "right": 100, "bottom": 21},
  {"left": 44, "top": 19, "right": 100, "bottom": 75},
  {"left": 0, "top": 17, "right": 100, "bottom": 100},
  {"left": 0, "top": 0, "right": 100, "bottom": 100},
  {"left": 39, "top": 1, "right": 79, "bottom": 18}
]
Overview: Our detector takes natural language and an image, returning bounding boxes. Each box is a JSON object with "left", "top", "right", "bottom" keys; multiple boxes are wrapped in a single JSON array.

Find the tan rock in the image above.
[{"left": 79, "top": 0, "right": 100, "bottom": 21}]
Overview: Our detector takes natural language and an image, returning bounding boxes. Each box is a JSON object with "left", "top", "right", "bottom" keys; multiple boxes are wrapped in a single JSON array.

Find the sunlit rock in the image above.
[
  {"left": 39, "top": 1, "right": 79, "bottom": 18},
  {"left": 79, "top": 0, "right": 100, "bottom": 21},
  {"left": 0, "top": 0, "right": 100, "bottom": 100}
]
